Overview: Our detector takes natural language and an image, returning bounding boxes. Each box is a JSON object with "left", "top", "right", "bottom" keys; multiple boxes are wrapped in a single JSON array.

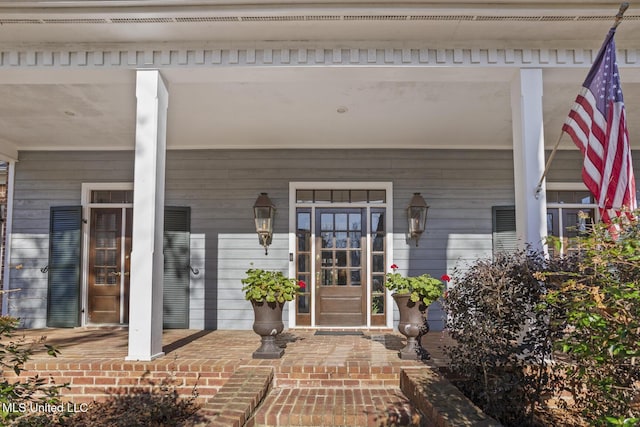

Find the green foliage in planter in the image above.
[
  {"left": 241, "top": 268, "right": 301, "bottom": 303},
  {"left": 539, "top": 214, "right": 640, "bottom": 426},
  {"left": 442, "top": 250, "right": 574, "bottom": 426},
  {"left": 0, "top": 315, "right": 68, "bottom": 426},
  {"left": 385, "top": 270, "right": 444, "bottom": 306}
]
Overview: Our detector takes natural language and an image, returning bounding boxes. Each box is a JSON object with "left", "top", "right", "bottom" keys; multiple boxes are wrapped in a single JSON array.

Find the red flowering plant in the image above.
[
  {"left": 241, "top": 268, "right": 303, "bottom": 303},
  {"left": 441, "top": 274, "right": 451, "bottom": 298},
  {"left": 385, "top": 264, "right": 446, "bottom": 306}
]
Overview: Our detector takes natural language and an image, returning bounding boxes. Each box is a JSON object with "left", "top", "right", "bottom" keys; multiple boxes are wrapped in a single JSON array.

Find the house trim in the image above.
[{"left": 4, "top": 46, "right": 640, "bottom": 70}]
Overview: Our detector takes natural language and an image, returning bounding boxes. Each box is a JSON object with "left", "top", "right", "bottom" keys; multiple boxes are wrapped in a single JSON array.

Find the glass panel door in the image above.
[
  {"left": 88, "top": 208, "right": 131, "bottom": 324},
  {"left": 315, "top": 208, "right": 366, "bottom": 326}
]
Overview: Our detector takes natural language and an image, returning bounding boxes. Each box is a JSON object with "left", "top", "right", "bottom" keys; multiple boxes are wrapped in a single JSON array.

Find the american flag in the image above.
[{"left": 562, "top": 27, "right": 637, "bottom": 227}]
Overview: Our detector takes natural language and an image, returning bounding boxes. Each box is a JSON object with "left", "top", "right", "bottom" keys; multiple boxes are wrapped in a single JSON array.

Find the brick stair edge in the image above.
[
  {"left": 400, "top": 368, "right": 503, "bottom": 427},
  {"left": 193, "top": 366, "right": 274, "bottom": 427}
]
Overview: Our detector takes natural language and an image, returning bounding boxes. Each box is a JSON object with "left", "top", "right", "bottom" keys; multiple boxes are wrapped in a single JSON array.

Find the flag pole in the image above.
[
  {"left": 614, "top": 2, "right": 630, "bottom": 28},
  {"left": 534, "top": 1, "right": 630, "bottom": 199}
]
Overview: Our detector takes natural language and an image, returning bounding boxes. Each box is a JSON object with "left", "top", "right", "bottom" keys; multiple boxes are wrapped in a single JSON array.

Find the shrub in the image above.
[
  {"left": 540, "top": 215, "right": 640, "bottom": 426},
  {"left": 442, "top": 250, "right": 573, "bottom": 426},
  {"left": 444, "top": 213, "right": 640, "bottom": 426},
  {"left": 0, "top": 316, "right": 68, "bottom": 426},
  {"left": 60, "top": 375, "right": 202, "bottom": 427}
]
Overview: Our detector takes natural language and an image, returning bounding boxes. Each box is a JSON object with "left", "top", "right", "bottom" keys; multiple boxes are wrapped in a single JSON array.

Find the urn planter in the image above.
[
  {"left": 241, "top": 268, "right": 302, "bottom": 359},
  {"left": 393, "top": 293, "right": 429, "bottom": 360},
  {"left": 251, "top": 300, "right": 285, "bottom": 359}
]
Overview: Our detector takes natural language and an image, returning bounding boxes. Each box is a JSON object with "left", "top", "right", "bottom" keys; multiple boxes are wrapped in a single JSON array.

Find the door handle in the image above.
[{"left": 109, "top": 272, "right": 122, "bottom": 276}]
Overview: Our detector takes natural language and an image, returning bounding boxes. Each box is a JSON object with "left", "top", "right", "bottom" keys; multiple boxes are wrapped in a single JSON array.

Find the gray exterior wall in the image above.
[
  {"left": 164, "top": 149, "right": 516, "bottom": 331},
  {"left": 9, "top": 151, "right": 134, "bottom": 328},
  {"left": 10, "top": 148, "right": 635, "bottom": 330}
]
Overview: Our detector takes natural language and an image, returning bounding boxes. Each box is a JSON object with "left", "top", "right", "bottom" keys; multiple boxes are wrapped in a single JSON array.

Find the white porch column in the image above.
[
  {"left": 511, "top": 68, "right": 548, "bottom": 254},
  {"left": 127, "top": 70, "right": 168, "bottom": 361},
  {"left": 2, "top": 160, "right": 16, "bottom": 315}
]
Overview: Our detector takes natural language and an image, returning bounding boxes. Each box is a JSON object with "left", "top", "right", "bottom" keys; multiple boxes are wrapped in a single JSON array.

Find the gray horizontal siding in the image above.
[
  {"left": 10, "top": 151, "right": 134, "bottom": 328},
  {"left": 165, "top": 149, "right": 516, "bottom": 331},
  {"left": 11, "top": 148, "right": 636, "bottom": 331},
  {"left": 545, "top": 149, "right": 640, "bottom": 185}
]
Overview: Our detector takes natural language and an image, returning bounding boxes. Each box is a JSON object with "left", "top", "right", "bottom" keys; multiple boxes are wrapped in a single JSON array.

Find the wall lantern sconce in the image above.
[
  {"left": 253, "top": 192, "right": 276, "bottom": 255},
  {"left": 407, "top": 193, "right": 429, "bottom": 247}
]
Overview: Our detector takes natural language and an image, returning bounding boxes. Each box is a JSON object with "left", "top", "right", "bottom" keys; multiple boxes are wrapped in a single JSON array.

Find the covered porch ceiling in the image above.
[{"left": 1, "top": 0, "right": 640, "bottom": 155}]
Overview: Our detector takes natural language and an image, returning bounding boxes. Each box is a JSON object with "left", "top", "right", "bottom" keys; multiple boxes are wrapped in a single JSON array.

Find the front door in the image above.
[
  {"left": 316, "top": 209, "right": 366, "bottom": 326},
  {"left": 88, "top": 208, "right": 132, "bottom": 324}
]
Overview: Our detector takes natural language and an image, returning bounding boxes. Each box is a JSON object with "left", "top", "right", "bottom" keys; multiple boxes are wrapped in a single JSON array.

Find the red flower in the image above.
[
  {"left": 390, "top": 264, "right": 399, "bottom": 271},
  {"left": 441, "top": 274, "right": 451, "bottom": 282},
  {"left": 298, "top": 280, "right": 306, "bottom": 290}
]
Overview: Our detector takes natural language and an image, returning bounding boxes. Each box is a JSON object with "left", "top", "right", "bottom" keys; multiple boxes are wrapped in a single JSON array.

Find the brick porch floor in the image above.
[{"left": 8, "top": 328, "right": 461, "bottom": 426}]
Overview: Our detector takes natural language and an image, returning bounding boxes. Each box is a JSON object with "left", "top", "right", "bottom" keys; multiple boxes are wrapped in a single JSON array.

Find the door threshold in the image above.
[
  {"left": 314, "top": 330, "right": 364, "bottom": 336},
  {"left": 82, "top": 324, "right": 129, "bottom": 329}
]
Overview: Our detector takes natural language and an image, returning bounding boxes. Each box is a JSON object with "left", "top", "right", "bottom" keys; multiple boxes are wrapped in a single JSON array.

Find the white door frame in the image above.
[{"left": 80, "top": 182, "right": 133, "bottom": 326}]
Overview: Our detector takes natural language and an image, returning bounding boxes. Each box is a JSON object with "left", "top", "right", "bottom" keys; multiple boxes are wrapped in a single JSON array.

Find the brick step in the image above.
[
  {"left": 273, "top": 365, "right": 401, "bottom": 388},
  {"left": 196, "top": 367, "right": 273, "bottom": 427},
  {"left": 400, "top": 368, "right": 501, "bottom": 427},
  {"left": 248, "top": 387, "right": 422, "bottom": 427},
  {"left": 16, "top": 360, "right": 235, "bottom": 403}
]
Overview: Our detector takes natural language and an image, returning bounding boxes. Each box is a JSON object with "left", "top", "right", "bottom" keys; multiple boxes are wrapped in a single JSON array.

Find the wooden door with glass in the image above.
[
  {"left": 315, "top": 209, "right": 366, "bottom": 326},
  {"left": 87, "top": 208, "right": 132, "bottom": 324},
  {"left": 294, "top": 188, "right": 389, "bottom": 328}
]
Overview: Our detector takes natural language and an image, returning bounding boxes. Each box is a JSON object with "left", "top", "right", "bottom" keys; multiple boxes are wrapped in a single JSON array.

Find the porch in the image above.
[{"left": 7, "top": 327, "right": 492, "bottom": 426}]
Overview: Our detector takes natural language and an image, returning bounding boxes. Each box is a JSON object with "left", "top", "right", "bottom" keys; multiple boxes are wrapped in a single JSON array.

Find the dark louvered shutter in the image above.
[
  {"left": 47, "top": 206, "right": 82, "bottom": 327},
  {"left": 163, "top": 206, "right": 191, "bottom": 329},
  {"left": 492, "top": 206, "right": 517, "bottom": 255}
]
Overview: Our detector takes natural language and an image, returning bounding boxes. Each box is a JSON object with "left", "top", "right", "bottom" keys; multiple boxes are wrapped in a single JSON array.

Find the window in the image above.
[
  {"left": 370, "top": 209, "right": 386, "bottom": 325},
  {"left": 546, "top": 190, "right": 597, "bottom": 255},
  {"left": 296, "top": 189, "right": 386, "bottom": 204},
  {"left": 491, "top": 188, "right": 598, "bottom": 257},
  {"left": 91, "top": 190, "right": 133, "bottom": 204}
]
